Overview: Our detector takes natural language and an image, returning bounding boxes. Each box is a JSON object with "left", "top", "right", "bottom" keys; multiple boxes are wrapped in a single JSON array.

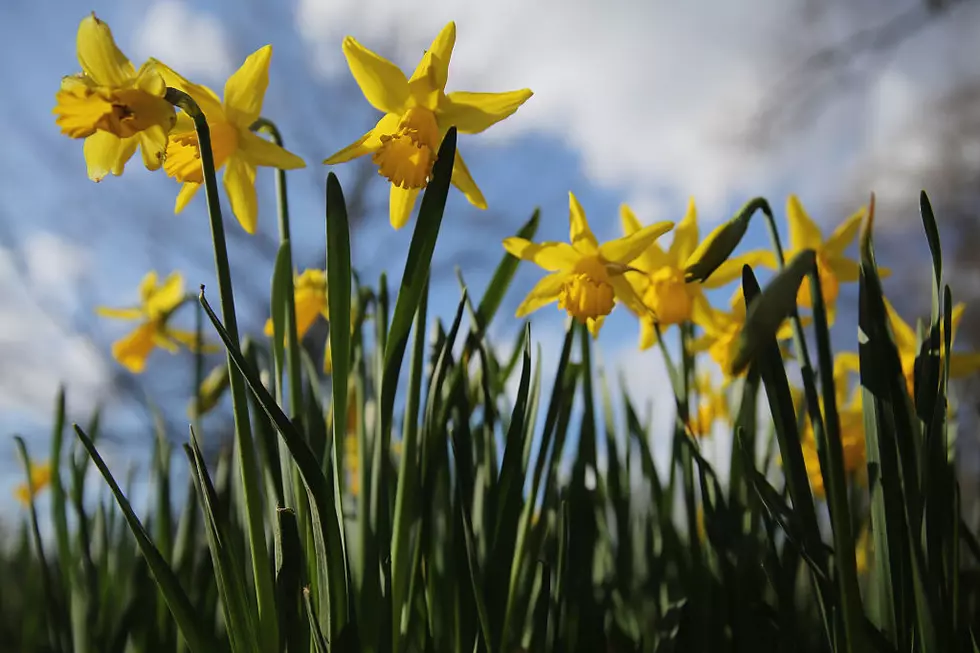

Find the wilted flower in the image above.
[
  {"left": 324, "top": 22, "right": 532, "bottom": 229},
  {"left": 154, "top": 46, "right": 306, "bottom": 234},
  {"left": 53, "top": 14, "right": 176, "bottom": 181},
  {"left": 504, "top": 192, "right": 673, "bottom": 336}
]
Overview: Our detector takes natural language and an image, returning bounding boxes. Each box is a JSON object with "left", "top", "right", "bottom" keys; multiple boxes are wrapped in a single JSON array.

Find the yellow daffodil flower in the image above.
[
  {"left": 53, "top": 14, "right": 176, "bottom": 181},
  {"left": 621, "top": 199, "right": 776, "bottom": 349},
  {"left": 688, "top": 372, "right": 730, "bottom": 437},
  {"left": 96, "top": 271, "right": 204, "bottom": 373},
  {"left": 885, "top": 298, "right": 980, "bottom": 396},
  {"left": 799, "top": 352, "right": 865, "bottom": 497},
  {"left": 324, "top": 22, "right": 533, "bottom": 229},
  {"left": 503, "top": 192, "right": 674, "bottom": 336},
  {"left": 855, "top": 524, "right": 873, "bottom": 575},
  {"left": 264, "top": 269, "right": 330, "bottom": 340},
  {"left": 14, "top": 461, "right": 52, "bottom": 507},
  {"left": 153, "top": 47, "right": 306, "bottom": 234},
  {"left": 784, "top": 195, "right": 885, "bottom": 318}
]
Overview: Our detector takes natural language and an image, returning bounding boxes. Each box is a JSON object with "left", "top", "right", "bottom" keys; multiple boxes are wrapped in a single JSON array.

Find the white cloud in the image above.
[
  {"left": 23, "top": 231, "right": 90, "bottom": 308},
  {"left": 134, "top": 1, "right": 234, "bottom": 82},
  {"left": 294, "top": 0, "right": 980, "bottom": 230}
]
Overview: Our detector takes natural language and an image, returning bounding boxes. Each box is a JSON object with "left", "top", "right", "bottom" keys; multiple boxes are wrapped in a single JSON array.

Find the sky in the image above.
[{"left": 2, "top": 0, "right": 980, "bottom": 513}]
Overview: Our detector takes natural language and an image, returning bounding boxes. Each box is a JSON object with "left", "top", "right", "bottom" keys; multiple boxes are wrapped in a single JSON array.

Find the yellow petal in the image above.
[
  {"left": 224, "top": 45, "right": 271, "bottom": 127},
  {"left": 390, "top": 185, "right": 421, "bottom": 230},
  {"left": 638, "top": 318, "right": 658, "bottom": 350},
  {"left": 223, "top": 156, "right": 258, "bottom": 234},
  {"left": 587, "top": 316, "right": 605, "bottom": 338},
  {"left": 667, "top": 198, "right": 699, "bottom": 264},
  {"left": 263, "top": 318, "right": 275, "bottom": 337},
  {"left": 82, "top": 131, "right": 134, "bottom": 182},
  {"left": 823, "top": 207, "right": 865, "bottom": 258},
  {"left": 620, "top": 204, "right": 671, "bottom": 272},
  {"left": 702, "top": 250, "right": 778, "bottom": 289},
  {"left": 164, "top": 328, "right": 217, "bottom": 353},
  {"left": 439, "top": 89, "right": 533, "bottom": 134},
  {"left": 175, "top": 182, "right": 201, "bottom": 214},
  {"left": 343, "top": 36, "right": 409, "bottom": 115},
  {"left": 569, "top": 192, "right": 598, "bottom": 254},
  {"left": 609, "top": 275, "right": 648, "bottom": 316},
  {"left": 502, "top": 238, "right": 580, "bottom": 271},
  {"left": 324, "top": 113, "right": 400, "bottom": 164},
  {"left": 295, "top": 289, "right": 327, "bottom": 338},
  {"left": 151, "top": 59, "right": 225, "bottom": 118},
  {"left": 828, "top": 257, "right": 860, "bottom": 283},
  {"left": 76, "top": 14, "right": 135, "bottom": 87},
  {"left": 408, "top": 22, "right": 456, "bottom": 108},
  {"left": 787, "top": 195, "right": 824, "bottom": 252},
  {"left": 949, "top": 352, "right": 980, "bottom": 379},
  {"left": 883, "top": 298, "right": 918, "bottom": 354},
  {"left": 451, "top": 150, "right": 487, "bottom": 209},
  {"left": 240, "top": 131, "right": 306, "bottom": 170},
  {"left": 598, "top": 221, "right": 675, "bottom": 265},
  {"left": 515, "top": 271, "right": 567, "bottom": 317},
  {"left": 690, "top": 291, "right": 720, "bottom": 334},
  {"left": 137, "top": 124, "right": 168, "bottom": 172},
  {"left": 95, "top": 306, "right": 143, "bottom": 320},
  {"left": 147, "top": 272, "right": 185, "bottom": 316},
  {"left": 112, "top": 322, "right": 157, "bottom": 373}
]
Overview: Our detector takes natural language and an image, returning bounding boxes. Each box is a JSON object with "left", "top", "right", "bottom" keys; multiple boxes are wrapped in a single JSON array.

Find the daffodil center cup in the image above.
[
  {"left": 165, "top": 119, "right": 240, "bottom": 183},
  {"left": 797, "top": 252, "right": 839, "bottom": 309},
  {"left": 558, "top": 257, "right": 615, "bottom": 324},
  {"left": 643, "top": 267, "right": 693, "bottom": 325},
  {"left": 372, "top": 107, "right": 441, "bottom": 189}
]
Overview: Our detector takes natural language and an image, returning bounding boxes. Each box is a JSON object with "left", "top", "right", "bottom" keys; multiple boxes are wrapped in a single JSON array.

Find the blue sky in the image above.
[{"left": 3, "top": 0, "right": 980, "bottom": 513}]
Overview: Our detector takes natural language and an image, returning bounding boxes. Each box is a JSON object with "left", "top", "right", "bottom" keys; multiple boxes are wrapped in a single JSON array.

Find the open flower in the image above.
[
  {"left": 96, "top": 271, "right": 204, "bottom": 373},
  {"left": 53, "top": 14, "right": 176, "bottom": 181},
  {"left": 154, "top": 47, "right": 306, "bottom": 234},
  {"left": 503, "top": 192, "right": 673, "bottom": 336},
  {"left": 621, "top": 198, "right": 776, "bottom": 349},
  {"left": 324, "top": 22, "right": 533, "bottom": 229},
  {"left": 885, "top": 298, "right": 980, "bottom": 396},
  {"left": 14, "top": 462, "right": 52, "bottom": 507},
  {"left": 784, "top": 195, "right": 883, "bottom": 319}
]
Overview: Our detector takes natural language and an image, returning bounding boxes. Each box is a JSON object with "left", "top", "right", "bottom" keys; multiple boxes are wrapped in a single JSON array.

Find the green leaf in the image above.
[
  {"left": 475, "top": 209, "right": 539, "bottom": 333},
  {"left": 270, "top": 240, "right": 292, "bottom": 401},
  {"left": 684, "top": 197, "right": 772, "bottom": 283},
  {"left": 275, "top": 507, "right": 309, "bottom": 653}
]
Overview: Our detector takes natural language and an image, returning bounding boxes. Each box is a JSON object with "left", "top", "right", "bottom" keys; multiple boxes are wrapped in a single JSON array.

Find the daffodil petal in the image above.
[
  {"left": 451, "top": 150, "right": 487, "bottom": 209},
  {"left": 112, "top": 322, "right": 157, "bottom": 373},
  {"left": 147, "top": 272, "right": 185, "bottom": 317},
  {"left": 175, "top": 182, "right": 201, "bottom": 214},
  {"left": 324, "top": 113, "right": 400, "bottom": 164},
  {"left": 95, "top": 306, "right": 143, "bottom": 320},
  {"left": 569, "top": 191, "right": 598, "bottom": 254},
  {"left": 828, "top": 257, "right": 860, "bottom": 283},
  {"left": 77, "top": 14, "right": 135, "bottom": 87},
  {"left": 82, "top": 131, "right": 131, "bottom": 181},
  {"left": 224, "top": 45, "right": 271, "bottom": 127},
  {"left": 667, "top": 198, "right": 699, "bottom": 264},
  {"left": 599, "top": 221, "right": 675, "bottom": 265},
  {"left": 240, "top": 131, "right": 306, "bottom": 170},
  {"left": 343, "top": 36, "right": 409, "bottom": 115},
  {"left": 151, "top": 59, "right": 225, "bottom": 118},
  {"left": 502, "top": 238, "right": 580, "bottom": 271},
  {"left": 587, "top": 316, "right": 605, "bottom": 338},
  {"left": 702, "top": 250, "right": 778, "bottom": 289},
  {"left": 223, "top": 156, "right": 258, "bottom": 234},
  {"left": 295, "top": 289, "right": 326, "bottom": 338},
  {"left": 137, "top": 125, "right": 168, "bottom": 172},
  {"left": 515, "top": 271, "right": 567, "bottom": 317},
  {"left": 389, "top": 185, "right": 420, "bottom": 230},
  {"left": 263, "top": 317, "right": 274, "bottom": 337},
  {"left": 609, "top": 275, "right": 648, "bottom": 316},
  {"left": 620, "top": 204, "right": 671, "bottom": 272},
  {"left": 949, "top": 352, "right": 980, "bottom": 379},
  {"left": 639, "top": 318, "right": 658, "bottom": 350},
  {"left": 823, "top": 207, "right": 865, "bottom": 257},
  {"left": 440, "top": 89, "right": 533, "bottom": 134},
  {"left": 408, "top": 22, "right": 456, "bottom": 106},
  {"left": 787, "top": 195, "right": 823, "bottom": 253}
]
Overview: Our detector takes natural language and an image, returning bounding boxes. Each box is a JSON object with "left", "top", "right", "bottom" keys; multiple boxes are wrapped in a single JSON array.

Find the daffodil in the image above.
[
  {"left": 324, "top": 22, "right": 533, "bottom": 229},
  {"left": 800, "top": 352, "right": 865, "bottom": 497},
  {"left": 688, "top": 372, "right": 729, "bottom": 437},
  {"left": 784, "top": 195, "right": 883, "bottom": 318},
  {"left": 96, "top": 271, "right": 204, "bottom": 373},
  {"left": 153, "top": 47, "right": 306, "bottom": 234},
  {"left": 53, "top": 14, "right": 176, "bottom": 181},
  {"left": 504, "top": 192, "right": 674, "bottom": 336},
  {"left": 884, "top": 298, "right": 980, "bottom": 396},
  {"left": 621, "top": 199, "right": 776, "bottom": 349},
  {"left": 14, "top": 461, "right": 52, "bottom": 507}
]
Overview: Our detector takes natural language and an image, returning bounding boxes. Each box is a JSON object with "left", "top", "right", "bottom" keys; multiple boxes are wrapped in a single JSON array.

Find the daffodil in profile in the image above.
[
  {"left": 784, "top": 195, "right": 883, "bottom": 318},
  {"left": 324, "top": 22, "right": 533, "bottom": 229},
  {"left": 14, "top": 461, "right": 52, "bottom": 507},
  {"left": 53, "top": 14, "right": 176, "bottom": 181},
  {"left": 96, "top": 271, "right": 204, "bottom": 373},
  {"left": 621, "top": 199, "right": 776, "bottom": 349},
  {"left": 885, "top": 298, "right": 980, "bottom": 396},
  {"left": 503, "top": 192, "right": 673, "bottom": 336},
  {"left": 153, "top": 46, "right": 306, "bottom": 234}
]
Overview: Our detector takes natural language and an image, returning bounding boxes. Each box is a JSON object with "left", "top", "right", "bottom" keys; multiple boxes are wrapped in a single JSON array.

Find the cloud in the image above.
[
  {"left": 294, "top": 0, "right": 980, "bottom": 230},
  {"left": 134, "top": 0, "right": 234, "bottom": 82}
]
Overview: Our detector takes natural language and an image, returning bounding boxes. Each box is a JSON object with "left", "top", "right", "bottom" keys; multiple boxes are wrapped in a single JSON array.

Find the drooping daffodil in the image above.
[
  {"left": 324, "top": 22, "right": 533, "bottom": 229},
  {"left": 96, "top": 271, "right": 205, "bottom": 373},
  {"left": 53, "top": 14, "right": 176, "bottom": 181},
  {"left": 504, "top": 192, "right": 674, "bottom": 336},
  {"left": 153, "top": 46, "right": 306, "bottom": 234},
  {"left": 621, "top": 198, "right": 776, "bottom": 350}
]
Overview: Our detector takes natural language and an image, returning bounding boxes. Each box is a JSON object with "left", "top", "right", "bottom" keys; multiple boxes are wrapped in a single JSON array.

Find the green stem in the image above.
[{"left": 165, "top": 88, "right": 278, "bottom": 653}]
